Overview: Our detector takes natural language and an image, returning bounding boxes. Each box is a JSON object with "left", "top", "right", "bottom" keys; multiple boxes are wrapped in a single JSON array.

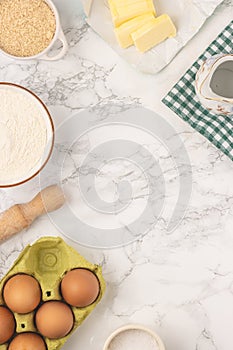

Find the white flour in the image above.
[
  {"left": 0, "top": 88, "right": 47, "bottom": 183},
  {"left": 108, "top": 329, "right": 160, "bottom": 350}
]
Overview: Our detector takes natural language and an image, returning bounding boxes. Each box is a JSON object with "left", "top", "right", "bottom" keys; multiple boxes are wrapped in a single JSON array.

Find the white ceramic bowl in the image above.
[
  {"left": 0, "top": 0, "right": 68, "bottom": 61},
  {"left": 103, "top": 324, "right": 166, "bottom": 350},
  {"left": 0, "top": 83, "right": 54, "bottom": 188}
]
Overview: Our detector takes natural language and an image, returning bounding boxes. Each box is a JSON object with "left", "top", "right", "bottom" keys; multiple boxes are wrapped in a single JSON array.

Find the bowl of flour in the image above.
[
  {"left": 103, "top": 324, "right": 165, "bottom": 350},
  {"left": 0, "top": 83, "right": 54, "bottom": 187}
]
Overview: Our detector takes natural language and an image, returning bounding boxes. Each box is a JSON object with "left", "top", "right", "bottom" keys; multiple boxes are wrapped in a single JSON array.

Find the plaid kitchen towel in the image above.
[{"left": 162, "top": 21, "right": 233, "bottom": 161}]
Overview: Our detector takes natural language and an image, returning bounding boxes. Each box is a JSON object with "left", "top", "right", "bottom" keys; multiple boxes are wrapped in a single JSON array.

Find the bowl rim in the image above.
[
  {"left": 0, "top": 82, "right": 55, "bottom": 188},
  {"left": 103, "top": 324, "right": 166, "bottom": 350}
]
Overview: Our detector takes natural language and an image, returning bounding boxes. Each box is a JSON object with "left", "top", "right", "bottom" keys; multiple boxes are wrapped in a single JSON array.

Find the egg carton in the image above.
[{"left": 0, "top": 237, "right": 106, "bottom": 350}]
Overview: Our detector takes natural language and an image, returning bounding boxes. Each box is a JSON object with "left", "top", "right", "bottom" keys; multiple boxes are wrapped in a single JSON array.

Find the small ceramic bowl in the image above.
[
  {"left": 103, "top": 324, "right": 166, "bottom": 350},
  {"left": 0, "top": 0, "right": 68, "bottom": 61},
  {"left": 0, "top": 82, "right": 54, "bottom": 188}
]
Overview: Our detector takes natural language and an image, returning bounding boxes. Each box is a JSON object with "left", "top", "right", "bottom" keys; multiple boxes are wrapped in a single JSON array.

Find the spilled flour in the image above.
[
  {"left": 0, "top": 88, "right": 47, "bottom": 183},
  {"left": 108, "top": 329, "right": 160, "bottom": 350}
]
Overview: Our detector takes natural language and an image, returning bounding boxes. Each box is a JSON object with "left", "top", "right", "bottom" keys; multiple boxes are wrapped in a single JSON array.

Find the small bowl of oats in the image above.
[{"left": 0, "top": 0, "right": 68, "bottom": 61}]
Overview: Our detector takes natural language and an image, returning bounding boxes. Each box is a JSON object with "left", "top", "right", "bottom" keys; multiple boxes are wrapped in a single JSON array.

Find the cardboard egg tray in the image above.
[{"left": 0, "top": 237, "right": 106, "bottom": 350}]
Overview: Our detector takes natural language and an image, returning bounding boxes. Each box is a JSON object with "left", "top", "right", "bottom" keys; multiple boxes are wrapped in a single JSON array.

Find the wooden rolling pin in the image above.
[{"left": 0, "top": 185, "right": 65, "bottom": 243}]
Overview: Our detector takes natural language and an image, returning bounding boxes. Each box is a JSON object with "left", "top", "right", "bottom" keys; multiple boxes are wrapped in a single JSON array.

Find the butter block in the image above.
[
  {"left": 114, "top": 13, "right": 155, "bottom": 48},
  {"left": 108, "top": 0, "right": 156, "bottom": 27},
  {"left": 131, "top": 14, "right": 176, "bottom": 53}
]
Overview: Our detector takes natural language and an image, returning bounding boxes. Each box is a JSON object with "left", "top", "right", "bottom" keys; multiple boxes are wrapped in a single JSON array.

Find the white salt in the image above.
[{"left": 108, "top": 329, "right": 159, "bottom": 350}]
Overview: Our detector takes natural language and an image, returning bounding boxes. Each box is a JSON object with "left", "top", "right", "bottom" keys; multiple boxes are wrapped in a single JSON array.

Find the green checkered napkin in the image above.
[{"left": 162, "top": 21, "right": 233, "bottom": 161}]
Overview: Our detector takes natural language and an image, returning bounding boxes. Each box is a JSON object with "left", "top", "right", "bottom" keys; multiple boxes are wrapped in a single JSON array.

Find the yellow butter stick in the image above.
[
  {"left": 108, "top": 0, "right": 156, "bottom": 27},
  {"left": 131, "top": 14, "right": 177, "bottom": 53},
  {"left": 114, "top": 13, "right": 155, "bottom": 48}
]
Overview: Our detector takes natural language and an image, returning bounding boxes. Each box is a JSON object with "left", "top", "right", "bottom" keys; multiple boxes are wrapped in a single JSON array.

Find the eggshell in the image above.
[
  {"left": 0, "top": 237, "right": 106, "bottom": 350},
  {"left": 8, "top": 333, "right": 47, "bottom": 350},
  {"left": 35, "top": 301, "right": 74, "bottom": 339},
  {"left": 0, "top": 306, "right": 16, "bottom": 344},
  {"left": 61, "top": 269, "right": 100, "bottom": 307},
  {"left": 3, "top": 274, "right": 42, "bottom": 314}
]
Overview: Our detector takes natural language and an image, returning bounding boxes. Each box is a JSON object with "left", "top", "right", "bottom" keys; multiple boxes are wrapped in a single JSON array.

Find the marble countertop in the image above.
[{"left": 0, "top": 1, "right": 233, "bottom": 349}]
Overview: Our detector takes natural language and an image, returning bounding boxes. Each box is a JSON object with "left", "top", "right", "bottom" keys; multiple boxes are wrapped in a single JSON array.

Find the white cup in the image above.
[
  {"left": 0, "top": 0, "right": 68, "bottom": 61},
  {"left": 103, "top": 324, "right": 166, "bottom": 350}
]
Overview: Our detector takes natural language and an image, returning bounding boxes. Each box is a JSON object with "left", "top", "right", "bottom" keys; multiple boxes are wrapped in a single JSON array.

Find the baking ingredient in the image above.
[
  {"left": 35, "top": 301, "right": 74, "bottom": 339},
  {"left": 108, "top": 329, "right": 159, "bottom": 350},
  {"left": 114, "top": 13, "right": 155, "bottom": 48},
  {"left": 3, "top": 274, "right": 42, "bottom": 314},
  {"left": 8, "top": 333, "right": 47, "bottom": 350},
  {"left": 0, "top": 0, "right": 56, "bottom": 57},
  {"left": 61, "top": 268, "right": 100, "bottom": 307},
  {"left": 0, "top": 306, "right": 16, "bottom": 344},
  {"left": 108, "top": 0, "right": 156, "bottom": 27},
  {"left": 108, "top": 0, "right": 176, "bottom": 52},
  {"left": 0, "top": 237, "right": 106, "bottom": 350},
  {"left": 0, "top": 88, "right": 47, "bottom": 184},
  {"left": 132, "top": 14, "right": 177, "bottom": 53}
]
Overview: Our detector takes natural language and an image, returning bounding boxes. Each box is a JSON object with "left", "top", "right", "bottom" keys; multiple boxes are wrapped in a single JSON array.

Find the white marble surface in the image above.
[{"left": 0, "top": 1, "right": 233, "bottom": 350}]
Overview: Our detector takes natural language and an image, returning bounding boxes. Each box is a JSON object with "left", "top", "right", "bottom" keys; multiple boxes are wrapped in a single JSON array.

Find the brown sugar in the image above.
[{"left": 0, "top": 0, "right": 56, "bottom": 57}]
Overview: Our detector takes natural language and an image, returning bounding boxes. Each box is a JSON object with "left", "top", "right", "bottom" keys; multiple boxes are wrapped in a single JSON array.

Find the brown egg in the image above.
[
  {"left": 3, "top": 274, "right": 41, "bottom": 314},
  {"left": 8, "top": 333, "right": 46, "bottom": 350},
  {"left": 61, "top": 269, "right": 100, "bottom": 307},
  {"left": 0, "top": 306, "right": 16, "bottom": 344},
  {"left": 35, "top": 301, "right": 74, "bottom": 339}
]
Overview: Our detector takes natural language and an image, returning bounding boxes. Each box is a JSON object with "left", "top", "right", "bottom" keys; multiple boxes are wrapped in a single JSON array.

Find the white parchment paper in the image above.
[{"left": 81, "top": 0, "right": 223, "bottom": 74}]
